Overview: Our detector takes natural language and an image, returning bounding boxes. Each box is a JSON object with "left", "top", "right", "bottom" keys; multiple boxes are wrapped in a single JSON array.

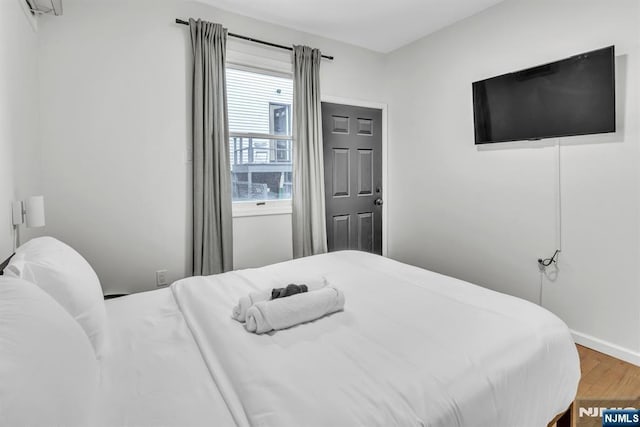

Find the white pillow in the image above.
[
  {"left": 0, "top": 277, "right": 98, "bottom": 426},
  {"left": 5, "top": 236, "right": 107, "bottom": 358}
]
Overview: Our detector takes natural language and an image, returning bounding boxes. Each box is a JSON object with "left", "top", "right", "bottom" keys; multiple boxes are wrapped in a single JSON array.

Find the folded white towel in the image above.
[
  {"left": 245, "top": 286, "right": 345, "bottom": 334},
  {"left": 232, "top": 276, "right": 327, "bottom": 322},
  {"left": 232, "top": 289, "right": 270, "bottom": 323}
]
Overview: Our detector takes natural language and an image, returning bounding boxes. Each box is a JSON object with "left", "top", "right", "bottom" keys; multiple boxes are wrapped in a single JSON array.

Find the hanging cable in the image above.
[
  {"left": 538, "top": 271, "right": 544, "bottom": 306},
  {"left": 556, "top": 140, "right": 563, "bottom": 251},
  {"left": 538, "top": 249, "right": 560, "bottom": 268},
  {"left": 538, "top": 139, "right": 563, "bottom": 306}
]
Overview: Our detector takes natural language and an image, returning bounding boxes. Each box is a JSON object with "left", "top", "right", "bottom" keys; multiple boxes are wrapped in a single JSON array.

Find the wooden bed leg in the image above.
[{"left": 556, "top": 402, "right": 573, "bottom": 427}]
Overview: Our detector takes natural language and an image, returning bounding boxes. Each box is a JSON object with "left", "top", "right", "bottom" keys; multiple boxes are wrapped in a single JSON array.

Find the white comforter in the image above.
[{"left": 168, "top": 251, "right": 580, "bottom": 427}]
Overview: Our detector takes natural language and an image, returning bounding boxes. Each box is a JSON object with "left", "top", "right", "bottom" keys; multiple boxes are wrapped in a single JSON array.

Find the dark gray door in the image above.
[{"left": 322, "top": 102, "right": 383, "bottom": 255}]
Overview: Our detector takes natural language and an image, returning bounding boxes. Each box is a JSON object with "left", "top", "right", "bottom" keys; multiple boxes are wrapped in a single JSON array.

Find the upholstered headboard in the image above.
[{"left": 0, "top": 253, "right": 15, "bottom": 275}]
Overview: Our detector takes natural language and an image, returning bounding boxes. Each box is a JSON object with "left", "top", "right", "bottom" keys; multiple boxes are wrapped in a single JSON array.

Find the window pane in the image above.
[
  {"left": 227, "top": 68, "right": 293, "bottom": 202},
  {"left": 230, "top": 136, "right": 292, "bottom": 201},
  {"left": 227, "top": 68, "right": 293, "bottom": 135}
]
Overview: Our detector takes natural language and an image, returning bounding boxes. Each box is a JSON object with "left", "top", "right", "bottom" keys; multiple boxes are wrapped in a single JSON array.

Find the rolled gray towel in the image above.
[
  {"left": 271, "top": 284, "right": 308, "bottom": 300},
  {"left": 245, "top": 286, "right": 345, "bottom": 334}
]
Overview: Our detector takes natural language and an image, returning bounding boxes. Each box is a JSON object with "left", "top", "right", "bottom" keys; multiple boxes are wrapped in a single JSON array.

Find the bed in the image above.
[{"left": 0, "top": 239, "right": 580, "bottom": 427}]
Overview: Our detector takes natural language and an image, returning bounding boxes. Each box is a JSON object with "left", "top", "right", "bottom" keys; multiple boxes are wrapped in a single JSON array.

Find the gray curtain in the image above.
[
  {"left": 190, "top": 19, "right": 233, "bottom": 275},
  {"left": 292, "top": 45, "right": 328, "bottom": 258}
]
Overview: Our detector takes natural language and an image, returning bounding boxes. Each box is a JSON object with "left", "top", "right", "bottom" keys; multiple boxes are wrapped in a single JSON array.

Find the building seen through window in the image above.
[{"left": 226, "top": 67, "right": 293, "bottom": 202}]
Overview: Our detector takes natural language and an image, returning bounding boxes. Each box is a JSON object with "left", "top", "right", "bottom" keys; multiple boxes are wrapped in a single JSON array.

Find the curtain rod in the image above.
[{"left": 175, "top": 19, "right": 334, "bottom": 61}]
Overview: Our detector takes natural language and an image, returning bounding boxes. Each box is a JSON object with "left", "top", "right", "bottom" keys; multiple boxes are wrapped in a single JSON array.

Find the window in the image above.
[
  {"left": 270, "top": 103, "right": 292, "bottom": 163},
  {"left": 226, "top": 67, "right": 293, "bottom": 202}
]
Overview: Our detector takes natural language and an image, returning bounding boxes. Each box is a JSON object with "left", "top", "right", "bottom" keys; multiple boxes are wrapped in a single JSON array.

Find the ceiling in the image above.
[{"left": 202, "top": 0, "right": 505, "bottom": 53}]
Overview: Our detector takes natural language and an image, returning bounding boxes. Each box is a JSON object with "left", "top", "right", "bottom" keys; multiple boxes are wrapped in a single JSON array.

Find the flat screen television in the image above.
[{"left": 472, "top": 46, "right": 616, "bottom": 144}]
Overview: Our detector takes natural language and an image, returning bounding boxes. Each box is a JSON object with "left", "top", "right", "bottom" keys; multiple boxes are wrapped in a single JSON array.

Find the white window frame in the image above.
[
  {"left": 232, "top": 198, "right": 293, "bottom": 217},
  {"left": 227, "top": 64, "right": 294, "bottom": 218}
]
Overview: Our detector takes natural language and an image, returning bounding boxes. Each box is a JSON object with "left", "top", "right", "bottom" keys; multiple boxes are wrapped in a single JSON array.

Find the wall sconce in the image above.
[{"left": 11, "top": 196, "right": 46, "bottom": 251}]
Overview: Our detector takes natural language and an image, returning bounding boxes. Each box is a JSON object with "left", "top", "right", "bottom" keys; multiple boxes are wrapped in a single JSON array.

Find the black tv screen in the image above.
[{"left": 473, "top": 46, "right": 616, "bottom": 144}]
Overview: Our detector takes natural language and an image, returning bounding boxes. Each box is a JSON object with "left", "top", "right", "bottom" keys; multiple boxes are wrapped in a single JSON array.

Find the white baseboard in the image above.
[{"left": 571, "top": 329, "right": 640, "bottom": 367}]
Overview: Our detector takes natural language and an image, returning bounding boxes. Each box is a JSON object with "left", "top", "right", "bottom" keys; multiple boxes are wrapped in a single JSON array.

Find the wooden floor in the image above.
[
  {"left": 576, "top": 344, "right": 640, "bottom": 399},
  {"left": 550, "top": 345, "right": 640, "bottom": 427}
]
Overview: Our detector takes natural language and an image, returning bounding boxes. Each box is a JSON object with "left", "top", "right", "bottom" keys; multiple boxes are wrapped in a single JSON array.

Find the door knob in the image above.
[{"left": 374, "top": 198, "right": 383, "bottom": 206}]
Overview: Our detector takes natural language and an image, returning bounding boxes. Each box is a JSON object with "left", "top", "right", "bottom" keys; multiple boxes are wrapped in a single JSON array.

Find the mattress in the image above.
[{"left": 99, "top": 250, "right": 580, "bottom": 427}]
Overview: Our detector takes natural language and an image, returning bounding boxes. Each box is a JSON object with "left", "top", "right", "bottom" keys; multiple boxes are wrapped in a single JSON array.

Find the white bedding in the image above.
[
  {"left": 97, "top": 287, "right": 234, "bottom": 427},
  {"left": 100, "top": 251, "right": 580, "bottom": 427}
]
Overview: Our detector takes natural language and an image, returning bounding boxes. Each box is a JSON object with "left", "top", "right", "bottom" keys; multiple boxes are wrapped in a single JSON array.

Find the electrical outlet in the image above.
[{"left": 155, "top": 270, "right": 168, "bottom": 287}]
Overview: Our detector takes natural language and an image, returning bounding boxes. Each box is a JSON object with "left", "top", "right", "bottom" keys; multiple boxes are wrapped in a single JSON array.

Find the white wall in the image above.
[
  {"left": 17, "top": 0, "right": 640, "bottom": 362},
  {"left": 38, "top": 0, "right": 387, "bottom": 294},
  {"left": 0, "top": 0, "right": 42, "bottom": 256},
  {"left": 386, "top": 0, "right": 640, "bottom": 360}
]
